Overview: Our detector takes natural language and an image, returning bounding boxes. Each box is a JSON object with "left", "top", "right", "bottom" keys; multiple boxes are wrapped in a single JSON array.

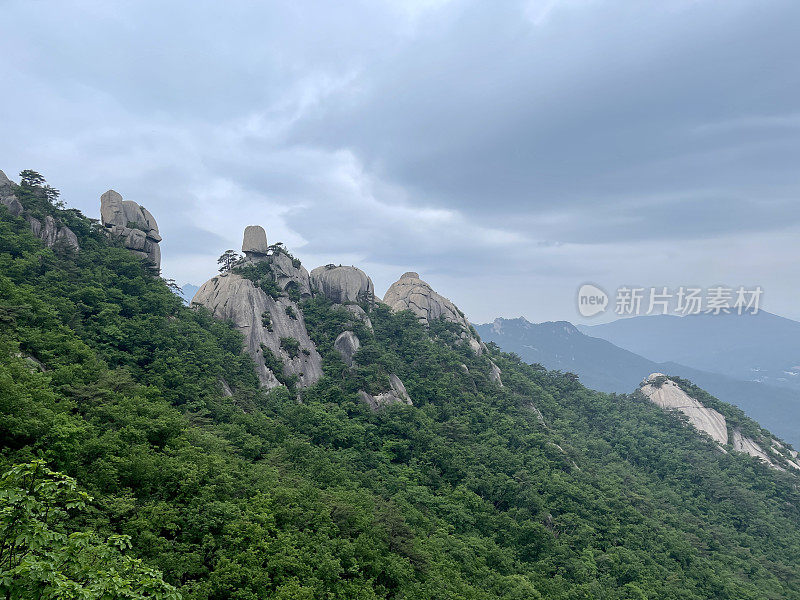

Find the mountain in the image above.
[
  {"left": 3, "top": 172, "right": 800, "bottom": 599},
  {"left": 579, "top": 312, "right": 800, "bottom": 391},
  {"left": 475, "top": 317, "right": 800, "bottom": 445},
  {"left": 179, "top": 283, "right": 199, "bottom": 304}
]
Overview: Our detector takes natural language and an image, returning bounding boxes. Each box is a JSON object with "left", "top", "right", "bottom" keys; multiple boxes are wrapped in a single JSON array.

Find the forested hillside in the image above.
[{"left": 2, "top": 177, "right": 800, "bottom": 599}]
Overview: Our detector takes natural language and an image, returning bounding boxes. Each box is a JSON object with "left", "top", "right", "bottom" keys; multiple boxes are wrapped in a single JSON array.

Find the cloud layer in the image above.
[{"left": 1, "top": 0, "right": 798, "bottom": 322}]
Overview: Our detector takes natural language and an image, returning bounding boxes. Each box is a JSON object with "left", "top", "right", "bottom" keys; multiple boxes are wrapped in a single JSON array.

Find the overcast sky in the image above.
[{"left": 2, "top": 0, "right": 799, "bottom": 323}]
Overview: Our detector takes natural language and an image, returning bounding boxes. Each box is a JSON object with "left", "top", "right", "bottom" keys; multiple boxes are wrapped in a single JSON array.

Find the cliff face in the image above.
[
  {"left": 640, "top": 373, "right": 729, "bottom": 445},
  {"left": 639, "top": 373, "right": 800, "bottom": 471},
  {"left": 192, "top": 272, "right": 323, "bottom": 389}
]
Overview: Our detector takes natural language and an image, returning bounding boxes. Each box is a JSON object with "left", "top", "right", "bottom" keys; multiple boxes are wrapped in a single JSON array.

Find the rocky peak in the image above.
[
  {"left": 100, "top": 190, "right": 161, "bottom": 271},
  {"left": 192, "top": 226, "right": 321, "bottom": 389},
  {"left": 384, "top": 271, "right": 484, "bottom": 355},
  {"left": 310, "top": 265, "right": 375, "bottom": 304}
]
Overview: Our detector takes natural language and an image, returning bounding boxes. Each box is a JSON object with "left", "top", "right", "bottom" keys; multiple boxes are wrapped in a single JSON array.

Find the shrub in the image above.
[{"left": 280, "top": 337, "right": 301, "bottom": 359}]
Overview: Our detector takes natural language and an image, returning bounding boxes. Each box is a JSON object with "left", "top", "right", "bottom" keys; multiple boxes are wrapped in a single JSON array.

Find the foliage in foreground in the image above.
[{"left": 0, "top": 460, "right": 179, "bottom": 599}]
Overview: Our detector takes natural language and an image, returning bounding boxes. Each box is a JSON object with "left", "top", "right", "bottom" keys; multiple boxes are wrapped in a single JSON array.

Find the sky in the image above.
[{"left": 1, "top": 0, "right": 799, "bottom": 324}]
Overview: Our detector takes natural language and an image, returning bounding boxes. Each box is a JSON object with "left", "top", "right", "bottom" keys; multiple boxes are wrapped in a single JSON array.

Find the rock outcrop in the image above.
[
  {"left": 192, "top": 226, "right": 322, "bottom": 389},
  {"left": 489, "top": 360, "right": 503, "bottom": 386},
  {"left": 331, "top": 303, "right": 373, "bottom": 331},
  {"left": 334, "top": 331, "right": 360, "bottom": 367},
  {"left": 0, "top": 170, "right": 24, "bottom": 217},
  {"left": 731, "top": 429, "right": 775, "bottom": 467},
  {"left": 27, "top": 215, "right": 79, "bottom": 252},
  {"left": 639, "top": 373, "right": 800, "bottom": 471},
  {"left": 269, "top": 251, "right": 313, "bottom": 298},
  {"left": 640, "top": 373, "right": 728, "bottom": 445},
  {"left": 311, "top": 265, "right": 375, "bottom": 304},
  {"left": 359, "top": 374, "right": 413, "bottom": 411},
  {"left": 100, "top": 190, "right": 161, "bottom": 271},
  {"left": 0, "top": 170, "right": 79, "bottom": 252},
  {"left": 384, "top": 271, "right": 483, "bottom": 354},
  {"left": 192, "top": 272, "right": 322, "bottom": 389}
]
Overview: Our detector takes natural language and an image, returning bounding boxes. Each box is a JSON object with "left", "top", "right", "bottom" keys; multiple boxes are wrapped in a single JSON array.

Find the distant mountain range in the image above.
[
  {"left": 475, "top": 317, "right": 800, "bottom": 446},
  {"left": 579, "top": 312, "right": 800, "bottom": 392},
  {"left": 179, "top": 283, "right": 199, "bottom": 304}
]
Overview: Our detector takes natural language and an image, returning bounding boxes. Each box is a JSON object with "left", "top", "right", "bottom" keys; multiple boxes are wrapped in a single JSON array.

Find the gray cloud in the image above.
[{"left": 1, "top": 0, "right": 798, "bottom": 323}]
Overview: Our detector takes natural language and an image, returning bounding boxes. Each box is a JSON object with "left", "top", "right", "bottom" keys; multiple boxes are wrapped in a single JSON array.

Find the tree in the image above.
[
  {"left": 217, "top": 249, "right": 240, "bottom": 273},
  {"left": 0, "top": 461, "right": 180, "bottom": 599},
  {"left": 18, "top": 170, "right": 46, "bottom": 188},
  {"left": 18, "top": 170, "right": 63, "bottom": 208}
]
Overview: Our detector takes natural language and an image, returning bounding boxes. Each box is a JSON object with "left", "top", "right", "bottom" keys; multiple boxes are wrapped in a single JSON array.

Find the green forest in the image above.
[{"left": 2, "top": 176, "right": 800, "bottom": 599}]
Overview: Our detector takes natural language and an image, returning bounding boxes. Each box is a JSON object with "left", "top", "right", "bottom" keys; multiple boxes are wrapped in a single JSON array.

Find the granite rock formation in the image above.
[
  {"left": 384, "top": 271, "right": 483, "bottom": 354},
  {"left": 311, "top": 265, "right": 375, "bottom": 304},
  {"left": 731, "top": 429, "right": 775, "bottom": 467},
  {"left": 27, "top": 215, "right": 80, "bottom": 252},
  {"left": 640, "top": 373, "right": 800, "bottom": 471},
  {"left": 192, "top": 272, "right": 322, "bottom": 389},
  {"left": 100, "top": 190, "right": 161, "bottom": 271},
  {"left": 640, "top": 373, "right": 728, "bottom": 445},
  {"left": 489, "top": 360, "right": 503, "bottom": 386},
  {"left": 359, "top": 374, "right": 413, "bottom": 411},
  {"left": 191, "top": 226, "right": 322, "bottom": 389},
  {"left": 269, "top": 251, "right": 313, "bottom": 298},
  {"left": 0, "top": 170, "right": 79, "bottom": 252},
  {"left": 334, "top": 331, "right": 360, "bottom": 367},
  {"left": 0, "top": 170, "right": 24, "bottom": 217},
  {"left": 242, "top": 225, "right": 269, "bottom": 258}
]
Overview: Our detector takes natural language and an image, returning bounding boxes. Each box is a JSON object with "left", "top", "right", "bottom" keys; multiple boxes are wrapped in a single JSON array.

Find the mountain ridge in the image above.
[
  {"left": 3, "top": 171, "right": 800, "bottom": 599},
  {"left": 476, "top": 316, "right": 800, "bottom": 445}
]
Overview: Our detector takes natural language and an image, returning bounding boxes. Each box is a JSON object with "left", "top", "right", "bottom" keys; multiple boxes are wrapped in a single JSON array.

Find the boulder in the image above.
[
  {"left": 100, "top": 190, "right": 126, "bottom": 227},
  {"left": 383, "top": 271, "right": 484, "bottom": 354},
  {"left": 192, "top": 272, "right": 322, "bottom": 389},
  {"left": 100, "top": 190, "right": 161, "bottom": 271},
  {"left": 334, "top": 331, "right": 360, "bottom": 367},
  {"left": 358, "top": 374, "right": 413, "bottom": 411},
  {"left": 242, "top": 225, "right": 269, "bottom": 257},
  {"left": 311, "top": 265, "right": 375, "bottom": 304}
]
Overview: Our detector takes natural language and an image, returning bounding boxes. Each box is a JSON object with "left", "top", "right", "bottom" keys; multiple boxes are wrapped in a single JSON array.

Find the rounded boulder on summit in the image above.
[{"left": 384, "top": 271, "right": 484, "bottom": 354}]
